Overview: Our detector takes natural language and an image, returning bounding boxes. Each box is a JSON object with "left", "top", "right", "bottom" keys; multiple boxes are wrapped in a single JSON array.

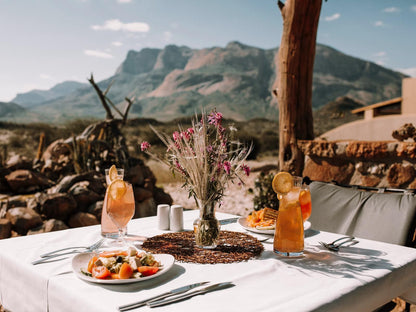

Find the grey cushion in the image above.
[{"left": 309, "top": 181, "right": 416, "bottom": 246}]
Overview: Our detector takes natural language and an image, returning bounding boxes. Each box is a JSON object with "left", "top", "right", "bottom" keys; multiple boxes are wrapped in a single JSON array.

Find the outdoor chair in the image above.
[
  {"left": 309, "top": 181, "right": 416, "bottom": 246},
  {"left": 309, "top": 180, "right": 416, "bottom": 308}
]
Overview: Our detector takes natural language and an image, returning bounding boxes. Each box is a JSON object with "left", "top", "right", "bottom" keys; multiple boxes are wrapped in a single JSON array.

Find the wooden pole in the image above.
[{"left": 275, "top": 0, "right": 322, "bottom": 175}]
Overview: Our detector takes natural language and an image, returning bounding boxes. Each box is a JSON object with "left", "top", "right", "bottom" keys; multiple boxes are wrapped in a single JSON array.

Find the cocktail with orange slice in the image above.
[
  {"left": 101, "top": 165, "right": 126, "bottom": 238},
  {"left": 272, "top": 172, "right": 304, "bottom": 257},
  {"left": 106, "top": 179, "right": 135, "bottom": 246}
]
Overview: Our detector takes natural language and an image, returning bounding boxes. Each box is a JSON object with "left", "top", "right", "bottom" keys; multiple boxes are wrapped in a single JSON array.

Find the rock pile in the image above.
[{"left": 0, "top": 148, "right": 172, "bottom": 239}]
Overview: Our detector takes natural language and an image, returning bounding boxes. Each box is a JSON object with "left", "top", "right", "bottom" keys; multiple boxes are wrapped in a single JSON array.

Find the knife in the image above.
[
  {"left": 147, "top": 282, "right": 235, "bottom": 308},
  {"left": 118, "top": 281, "right": 209, "bottom": 311},
  {"left": 219, "top": 217, "right": 239, "bottom": 225}
]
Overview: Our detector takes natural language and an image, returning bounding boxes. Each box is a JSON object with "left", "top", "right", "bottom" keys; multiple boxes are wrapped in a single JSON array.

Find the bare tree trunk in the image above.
[{"left": 275, "top": 0, "right": 322, "bottom": 175}]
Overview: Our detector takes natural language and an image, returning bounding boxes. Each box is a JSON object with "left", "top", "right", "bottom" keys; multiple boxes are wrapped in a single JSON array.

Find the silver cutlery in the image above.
[
  {"left": 39, "top": 238, "right": 105, "bottom": 258},
  {"left": 219, "top": 217, "right": 239, "bottom": 225},
  {"left": 319, "top": 236, "right": 358, "bottom": 252},
  {"left": 147, "top": 282, "right": 235, "bottom": 308},
  {"left": 32, "top": 238, "right": 105, "bottom": 265},
  {"left": 118, "top": 281, "right": 210, "bottom": 311}
]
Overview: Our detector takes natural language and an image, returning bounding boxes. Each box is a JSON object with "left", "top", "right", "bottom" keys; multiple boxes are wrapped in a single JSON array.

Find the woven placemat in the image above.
[{"left": 141, "top": 230, "right": 264, "bottom": 264}]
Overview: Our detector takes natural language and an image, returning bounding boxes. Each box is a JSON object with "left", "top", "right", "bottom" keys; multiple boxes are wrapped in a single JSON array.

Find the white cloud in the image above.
[
  {"left": 91, "top": 19, "right": 149, "bottom": 33},
  {"left": 374, "top": 21, "right": 384, "bottom": 27},
  {"left": 400, "top": 67, "right": 416, "bottom": 77},
  {"left": 412, "top": 5, "right": 416, "bottom": 12},
  {"left": 324, "top": 13, "right": 340, "bottom": 22},
  {"left": 84, "top": 49, "right": 114, "bottom": 59},
  {"left": 40, "top": 74, "right": 53, "bottom": 80},
  {"left": 117, "top": 0, "right": 132, "bottom": 3},
  {"left": 112, "top": 41, "right": 123, "bottom": 47},
  {"left": 373, "top": 51, "right": 386, "bottom": 57},
  {"left": 383, "top": 7, "right": 400, "bottom": 13},
  {"left": 163, "top": 31, "right": 173, "bottom": 43}
]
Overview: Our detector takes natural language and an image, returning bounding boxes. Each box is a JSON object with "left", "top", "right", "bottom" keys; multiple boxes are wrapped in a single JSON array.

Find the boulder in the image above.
[
  {"left": 134, "top": 198, "right": 157, "bottom": 218},
  {"left": 5, "top": 170, "right": 51, "bottom": 193},
  {"left": 36, "top": 192, "right": 77, "bottom": 221},
  {"left": 27, "top": 219, "right": 69, "bottom": 235},
  {"left": 153, "top": 187, "right": 173, "bottom": 206},
  {"left": 5, "top": 207, "right": 43, "bottom": 235},
  {"left": 68, "top": 181, "right": 102, "bottom": 211},
  {"left": 126, "top": 164, "right": 145, "bottom": 185},
  {"left": 0, "top": 168, "right": 11, "bottom": 193},
  {"left": 6, "top": 155, "right": 33, "bottom": 171},
  {"left": 0, "top": 218, "right": 12, "bottom": 239},
  {"left": 68, "top": 212, "right": 99, "bottom": 228},
  {"left": 133, "top": 187, "right": 153, "bottom": 202},
  {"left": 387, "top": 163, "right": 415, "bottom": 188},
  {"left": 88, "top": 200, "right": 103, "bottom": 220},
  {"left": 302, "top": 156, "right": 355, "bottom": 185}
]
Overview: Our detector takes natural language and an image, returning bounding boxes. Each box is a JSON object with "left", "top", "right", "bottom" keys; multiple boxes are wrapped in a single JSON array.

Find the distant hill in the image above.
[
  {"left": 0, "top": 101, "right": 43, "bottom": 122},
  {"left": 12, "top": 81, "right": 89, "bottom": 109},
  {"left": 313, "top": 96, "right": 363, "bottom": 136},
  {"left": 3, "top": 42, "right": 407, "bottom": 122}
]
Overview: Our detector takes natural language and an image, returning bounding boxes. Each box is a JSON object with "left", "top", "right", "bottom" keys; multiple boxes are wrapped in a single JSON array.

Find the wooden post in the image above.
[{"left": 275, "top": 0, "right": 322, "bottom": 175}]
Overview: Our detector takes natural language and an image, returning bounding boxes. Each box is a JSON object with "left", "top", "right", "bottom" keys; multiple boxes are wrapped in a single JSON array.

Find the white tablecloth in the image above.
[{"left": 1, "top": 210, "right": 416, "bottom": 312}]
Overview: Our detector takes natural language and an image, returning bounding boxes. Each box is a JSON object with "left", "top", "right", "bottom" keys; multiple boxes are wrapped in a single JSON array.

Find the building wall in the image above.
[
  {"left": 403, "top": 78, "right": 416, "bottom": 115},
  {"left": 319, "top": 115, "right": 416, "bottom": 141}
]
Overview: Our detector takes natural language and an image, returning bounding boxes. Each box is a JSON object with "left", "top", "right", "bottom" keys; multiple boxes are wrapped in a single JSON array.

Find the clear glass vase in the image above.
[{"left": 193, "top": 199, "right": 221, "bottom": 249}]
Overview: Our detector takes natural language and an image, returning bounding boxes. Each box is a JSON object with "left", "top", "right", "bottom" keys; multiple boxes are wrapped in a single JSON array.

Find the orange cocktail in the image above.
[{"left": 272, "top": 173, "right": 304, "bottom": 257}]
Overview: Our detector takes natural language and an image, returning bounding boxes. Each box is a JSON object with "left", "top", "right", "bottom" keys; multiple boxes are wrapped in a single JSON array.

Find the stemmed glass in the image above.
[{"left": 105, "top": 180, "right": 135, "bottom": 247}]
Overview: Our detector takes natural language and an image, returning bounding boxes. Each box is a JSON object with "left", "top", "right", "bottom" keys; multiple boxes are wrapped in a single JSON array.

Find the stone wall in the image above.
[{"left": 299, "top": 140, "right": 416, "bottom": 189}]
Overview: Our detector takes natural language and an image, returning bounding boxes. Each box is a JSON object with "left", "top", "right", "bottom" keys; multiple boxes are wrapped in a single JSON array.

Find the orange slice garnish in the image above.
[
  {"left": 272, "top": 172, "right": 293, "bottom": 196},
  {"left": 108, "top": 179, "right": 127, "bottom": 200},
  {"left": 108, "top": 165, "right": 119, "bottom": 183}
]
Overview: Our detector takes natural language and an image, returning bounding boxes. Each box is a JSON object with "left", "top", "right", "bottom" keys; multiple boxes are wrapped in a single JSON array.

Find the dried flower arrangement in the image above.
[{"left": 140, "top": 109, "right": 252, "bottom": 248}]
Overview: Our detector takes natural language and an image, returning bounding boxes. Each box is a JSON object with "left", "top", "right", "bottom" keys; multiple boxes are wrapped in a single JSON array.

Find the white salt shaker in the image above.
[
  {"left": 157, "top": 204, "right": 170, "bottom": 230},
  {"left": 170, "top": 204, "right": 183, "bottom": 232}
]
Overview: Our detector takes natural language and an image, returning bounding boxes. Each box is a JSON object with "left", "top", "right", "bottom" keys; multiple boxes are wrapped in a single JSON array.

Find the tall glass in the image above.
[
  {"left": 299, "top": 183, "right": 312, "bottom": 222},
  {"left": 273, "top": 177, "right": 304, "bottom": 257},
  {"left": 101, "top": 168, "right": 126, "bottom": 238},
  {"left": 106, "top": 182, "right": 135, "bottom": 246}
]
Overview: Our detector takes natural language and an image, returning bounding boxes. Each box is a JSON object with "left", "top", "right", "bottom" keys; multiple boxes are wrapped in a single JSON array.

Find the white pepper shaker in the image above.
[
  {"left": 170, "top": 204, "right": 184, "bottom": 232},
  {"left": 157, "top": 204, "right": 170, "bottom": 230}
]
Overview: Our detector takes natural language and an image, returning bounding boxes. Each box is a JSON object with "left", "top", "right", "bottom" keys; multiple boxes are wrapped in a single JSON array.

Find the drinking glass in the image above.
[
  {"left": 299, "top": 182, "right": 312, "bottom": 222},
  {"left": 106, "top": 182, "right": 135, "bottom": 246},
  {"left": 101, "top": 168, "right": 126, "bottom": 238},
  {"left": 273, "top": 176, "right": 304, "bottom": 257}
]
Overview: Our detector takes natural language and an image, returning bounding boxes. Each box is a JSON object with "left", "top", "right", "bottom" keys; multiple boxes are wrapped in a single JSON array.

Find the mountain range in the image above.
[{"left": 1, "top": 41, "right": 407, "bottom": 123}]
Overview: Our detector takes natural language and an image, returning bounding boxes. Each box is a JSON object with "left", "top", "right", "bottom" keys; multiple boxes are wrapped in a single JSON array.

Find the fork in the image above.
[
  {"left": 319, "top": 236, "right": 357, "bottom": 252},
  {"left": 32, "top": 238, "right": 105, "bottom": 265}
]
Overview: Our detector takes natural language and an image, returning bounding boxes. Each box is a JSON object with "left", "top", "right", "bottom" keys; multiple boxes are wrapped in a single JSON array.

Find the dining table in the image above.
[{"left": 1, "top": 209, "right": 416, "bottom": 312}]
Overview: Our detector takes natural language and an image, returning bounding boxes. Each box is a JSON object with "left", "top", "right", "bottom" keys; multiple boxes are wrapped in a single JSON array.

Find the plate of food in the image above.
[
  {"left": 72, "top": 247, "right": 175, "bottom": 284},
  {"left": 239, "top": 208, "right": 311, "bottom": 235}
]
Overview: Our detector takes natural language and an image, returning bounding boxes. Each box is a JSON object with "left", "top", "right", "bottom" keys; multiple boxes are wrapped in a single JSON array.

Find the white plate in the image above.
[
  {"left": 238, "top": 217, "right": 311, "bottom": 235},
  {"left": 72, "top": 252, "right": 175, "bottom": 284}
]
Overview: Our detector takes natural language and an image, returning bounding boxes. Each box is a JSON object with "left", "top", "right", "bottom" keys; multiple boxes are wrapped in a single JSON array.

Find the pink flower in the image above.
[
  {"left": 223, "top": 161, "right": 231, "bottom": 174},
  {"left": 187, "top": 127, "right": 194, "bottom": 134},
  {"left": 141, "top": 141, "right": 151, "bottom": 152},
  {"left": 173, "top": 131, "right": 181, "bottom": 141},
  {"left": 241, "top": 164, "right": 250, "bottom": 176},
  {"left": 208, "top": 111, "right": 223, "bottom": 126},
  {"left": 181, "top": 131, "right": 191, "bottom": 141}
]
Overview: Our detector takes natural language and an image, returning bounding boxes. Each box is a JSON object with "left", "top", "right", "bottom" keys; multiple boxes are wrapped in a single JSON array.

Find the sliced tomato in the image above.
[
  {"left": 87, "top": 256, "right": 98, "bottom": 273},
  {"left": 92, "top": 266, "right": 111, "bottom": 279},
  {"left": 138, "top": 266, "right": 159, "bottom": 277},
  {"left": 99, "top": 250, "right": 128, "bottom": 258},
  {"left": 119, "top": 263, "right": 134, "bottom": 279},
  {"left": 111, "top": 273, "right": 120, "bottom": 279}
]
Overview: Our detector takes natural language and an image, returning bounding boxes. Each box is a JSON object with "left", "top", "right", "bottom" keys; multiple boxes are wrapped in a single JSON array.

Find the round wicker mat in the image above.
[{"left": 142, "top": 231, "right": 264, "bottom": 264}]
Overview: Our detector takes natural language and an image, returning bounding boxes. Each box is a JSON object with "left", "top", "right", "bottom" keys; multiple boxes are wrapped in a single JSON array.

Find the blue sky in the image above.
[{"left": 0, "top": 0, "right": 415, "bottom": 102}]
